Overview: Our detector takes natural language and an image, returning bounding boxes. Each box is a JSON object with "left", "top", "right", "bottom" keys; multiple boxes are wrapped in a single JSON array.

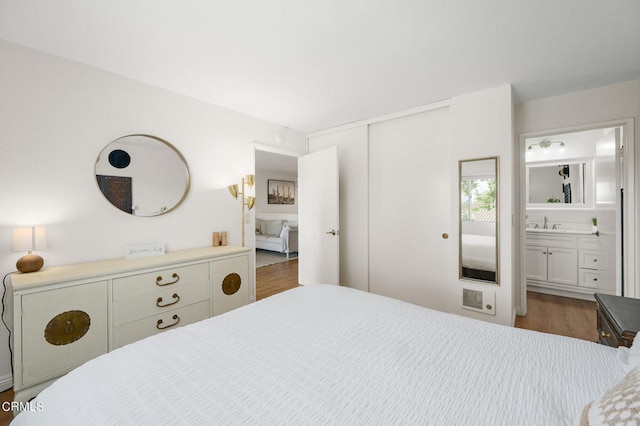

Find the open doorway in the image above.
[
  {"left": 254, "top": 147, "right": 300, "bottom": 299},
  {"left": 518, "top": 119, "right": 635, "bottom": 315}
]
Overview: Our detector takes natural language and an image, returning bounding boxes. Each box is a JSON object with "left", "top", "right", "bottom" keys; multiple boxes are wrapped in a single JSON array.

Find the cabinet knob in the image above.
[
  {"left": 593, "top": 259, "right": 598, "bottom": 262},
  {"left": 601, "top": 330, "right": 611, "bottom": 338}
]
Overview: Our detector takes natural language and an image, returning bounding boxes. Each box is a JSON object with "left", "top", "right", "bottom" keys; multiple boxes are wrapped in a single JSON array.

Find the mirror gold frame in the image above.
[
  {"left": 459, "top": 156, "right": 499, "bottom": 285},
  {"left": 95, "top": 134, "right": 191, "bottom": 216}
]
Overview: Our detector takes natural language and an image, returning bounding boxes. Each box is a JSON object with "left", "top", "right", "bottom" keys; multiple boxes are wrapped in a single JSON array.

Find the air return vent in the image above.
[{"left": 462, "top": 288, "right": 496, "bottom": 315}]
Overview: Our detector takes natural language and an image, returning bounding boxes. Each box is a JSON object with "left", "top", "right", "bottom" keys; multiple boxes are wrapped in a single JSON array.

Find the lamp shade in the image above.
[{"left": 12, "top": 226, "right": 47, "bottom": 252}]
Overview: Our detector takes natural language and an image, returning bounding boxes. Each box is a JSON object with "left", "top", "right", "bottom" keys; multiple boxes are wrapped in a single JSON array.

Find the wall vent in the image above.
[{"left": 462, "top": 288, "right": 496, "bottom": 315}]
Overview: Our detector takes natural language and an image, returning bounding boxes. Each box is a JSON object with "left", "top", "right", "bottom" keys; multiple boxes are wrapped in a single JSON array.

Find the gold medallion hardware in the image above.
[
  {"left": 44, "top": 310, "right": 91, "bottom": 346},
  {"left": 222, "top": 273, "right": 241, "bottom": 295},
  {"left": 442, "top": 233, "right": 449, "bottom": 239}
]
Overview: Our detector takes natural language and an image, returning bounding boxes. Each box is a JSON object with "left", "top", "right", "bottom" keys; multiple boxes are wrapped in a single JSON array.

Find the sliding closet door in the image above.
[{"left": 369, "top": 107, "right": 455, "bottom": 310}]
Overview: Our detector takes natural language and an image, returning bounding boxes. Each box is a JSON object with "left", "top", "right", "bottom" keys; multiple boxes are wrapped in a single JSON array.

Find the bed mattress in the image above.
[
  {"left": 13, "top": 285, "right": 630, "bottom": 425},
  {"left": 461, "top": 233, "right": 496, "bottom": 271}
]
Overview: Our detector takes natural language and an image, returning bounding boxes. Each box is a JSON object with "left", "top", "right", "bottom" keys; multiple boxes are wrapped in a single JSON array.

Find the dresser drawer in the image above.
[
  {"left": 113, "top": 300, "right": 210, "bottom": 349},
  {"left": 579, "top": 269, "right": 600, "bottom": 289},
  {"left": 113, "top": 262, "right": 209, "bottom": 300},
  {"left": 598, "top": 313, "right": 622, "bottom": 347},
  {"left": 113, "top": 280, "right": 210, "bottom": 326},
  {"left": 579, "top": 252, "right": 601, "bottom": 270}
]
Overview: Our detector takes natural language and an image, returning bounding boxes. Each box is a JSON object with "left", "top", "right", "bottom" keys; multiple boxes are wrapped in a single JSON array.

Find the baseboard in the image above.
[
  {"left": 0, "top": 373, "right": 12, "bottom": 393},
  {"left": 527, "top": 285, "right": 596, "bottom": 301}
]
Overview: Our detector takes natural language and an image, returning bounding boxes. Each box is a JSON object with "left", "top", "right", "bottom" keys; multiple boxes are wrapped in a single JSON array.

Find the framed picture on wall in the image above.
[{"left": 268, "top": 179, "right": 295, "bottom": 204}]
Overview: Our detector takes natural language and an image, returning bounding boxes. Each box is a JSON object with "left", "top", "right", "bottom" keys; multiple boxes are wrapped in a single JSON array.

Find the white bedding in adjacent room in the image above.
[
  {"left": 461, "top": 233, "right": 496, "bottom": 271},
  {"left": 13, "top": 285, "right": 632, "bottom": 425}
]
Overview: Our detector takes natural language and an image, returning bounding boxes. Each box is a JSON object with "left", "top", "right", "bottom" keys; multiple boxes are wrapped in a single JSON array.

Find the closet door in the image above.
[{"left": 369, "top": 107, "right": 455, "bottom": 310}]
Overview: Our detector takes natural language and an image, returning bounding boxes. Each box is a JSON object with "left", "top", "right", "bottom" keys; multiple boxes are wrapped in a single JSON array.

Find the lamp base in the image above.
[{"left": 17, "top": 254, "right": 44, "bottom": 273}]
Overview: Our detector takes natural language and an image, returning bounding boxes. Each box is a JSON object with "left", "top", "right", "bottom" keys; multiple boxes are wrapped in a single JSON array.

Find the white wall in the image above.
[
  {"left": 0, "top": 40, "right": 307, "bottom": 390},
  {"left": 254, "top": 168, "right": 298, "bottom": 215},
  {"left": 449, "top": 85, "right": 514, "bottom": 324},
  {"left": 514, "top": 79, "right": 640, "bottom": 312}
]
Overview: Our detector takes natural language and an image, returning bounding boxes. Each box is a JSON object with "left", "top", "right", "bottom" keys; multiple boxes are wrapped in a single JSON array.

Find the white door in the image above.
[
  {"left": 547, "top": 248, "right": 578, "bottom": 285},
  {"left": 525, "top": 246, "right": 547, "bottom": 281},
  {"left": 298, "top": 146, "right": 340, "bottom": 285}
]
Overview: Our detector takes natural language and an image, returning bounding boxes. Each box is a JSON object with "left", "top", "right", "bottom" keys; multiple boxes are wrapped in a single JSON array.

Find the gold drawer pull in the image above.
[
  {"left": 601, "top": 330, "right": 611, "bottom": 338},
  {"left": 156, "top": 293, "right": 180, "bottom": 308},
  {"left": 157, "top": 314, "right": 180, "bottom": 330},
  {"left": 156, "top": 273, "right": 180, "bottom": 286}
]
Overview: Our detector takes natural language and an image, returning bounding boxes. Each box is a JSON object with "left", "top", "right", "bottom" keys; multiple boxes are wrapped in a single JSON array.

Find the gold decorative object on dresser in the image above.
[
  {"left": 9, "top": 246, "right": 253, "bottom": 404},
  {"left": 594, "top": 293, "right": 640, "bottom": 348}
]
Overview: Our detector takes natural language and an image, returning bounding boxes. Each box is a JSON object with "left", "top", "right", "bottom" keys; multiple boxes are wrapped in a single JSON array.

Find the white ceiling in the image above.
[{"left": 1, "top": 1, "right": 639, "bottom": 133}]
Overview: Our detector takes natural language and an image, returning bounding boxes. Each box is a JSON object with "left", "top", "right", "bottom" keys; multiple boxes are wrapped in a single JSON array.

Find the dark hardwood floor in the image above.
[
  {"left": 255, "top": 258, "right": 300, "bottom": 300},
  {"left": 0, "top": 389, "right": 13, "bottom": 426},
  {"left": 0, "top": 270, "right": 597, "bottom": 424},
  {"left": 515, "top": 291, "right": 598, "bottom": 341}
]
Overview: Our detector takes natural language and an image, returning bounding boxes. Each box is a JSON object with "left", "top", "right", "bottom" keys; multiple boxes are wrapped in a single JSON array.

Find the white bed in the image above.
[
  {"left": 12, "top": 285, "right": 639, "bottom": 425},
  {"left": 461, "top": 233, "right": 496, "bottom": 272}
]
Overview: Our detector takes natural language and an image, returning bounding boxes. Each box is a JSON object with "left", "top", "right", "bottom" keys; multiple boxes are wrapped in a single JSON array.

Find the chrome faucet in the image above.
[{"left": 543, "top": 216, "right": 548, "bottom": 229}]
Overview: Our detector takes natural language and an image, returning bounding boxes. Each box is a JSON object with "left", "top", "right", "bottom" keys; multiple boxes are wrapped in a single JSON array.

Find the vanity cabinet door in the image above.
[
  {"left": 21, "top": 281, "right": 108, "bottom": 386},
  {"left": 547, "top": 248, "right": 578, "bottom": 286},
  {"left": 526, "top": 246, "right": 548, "bottom": 281}
]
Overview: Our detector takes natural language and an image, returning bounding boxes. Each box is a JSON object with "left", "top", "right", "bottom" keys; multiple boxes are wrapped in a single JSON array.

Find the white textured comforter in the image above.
[{"left": 13, "top": 285, "right": 630, "bottom": 425}]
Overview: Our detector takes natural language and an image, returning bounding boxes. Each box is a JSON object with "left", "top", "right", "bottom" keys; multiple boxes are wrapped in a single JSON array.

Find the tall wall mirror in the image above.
[
  {"left": 459, "top": 157, "right": 499, "bottom": 284},
  {"left": 95, "top": 134, "right": 190, "bottom": 216}
]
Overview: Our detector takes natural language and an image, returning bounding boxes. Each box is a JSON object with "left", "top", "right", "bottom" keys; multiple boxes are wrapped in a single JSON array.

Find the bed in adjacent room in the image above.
[
  {"left": 12, "top": 285, "right": 639, "bottom": 425},
  {"left": 461, "top": 233, "right": 497, "bottom": 281}
]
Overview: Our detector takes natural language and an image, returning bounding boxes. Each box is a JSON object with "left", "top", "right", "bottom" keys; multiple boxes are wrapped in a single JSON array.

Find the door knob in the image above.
[{"left": 325, "top": 229, "right": 339, "bottom": 236}]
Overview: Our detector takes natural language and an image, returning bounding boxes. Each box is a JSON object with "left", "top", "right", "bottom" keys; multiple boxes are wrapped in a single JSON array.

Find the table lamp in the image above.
[{"left": 13, "top": 226, "right": 47, "bottom": 273}]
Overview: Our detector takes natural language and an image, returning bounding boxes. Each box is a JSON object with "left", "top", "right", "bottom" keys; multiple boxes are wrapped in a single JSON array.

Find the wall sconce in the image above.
[
  {"left": 12, "top": 226, "right": 47, "bottom": 273},
  {"left": 527, "top": 139, "right": 565, "bottom": 155},
  {"left": 227, "top": 174, "right": 256, "bottom": 247}
]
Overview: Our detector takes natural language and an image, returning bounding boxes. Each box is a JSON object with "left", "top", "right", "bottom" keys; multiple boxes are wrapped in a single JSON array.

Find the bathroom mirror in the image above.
[
  {"left": 526, "top": 162, "right": 589, "bottom": 206},
  {"left": 95, "top": 134, "right": 190, "bottom": 216},
  {"left": 459, "top": 157, "right": 499, "bottom": 284}
]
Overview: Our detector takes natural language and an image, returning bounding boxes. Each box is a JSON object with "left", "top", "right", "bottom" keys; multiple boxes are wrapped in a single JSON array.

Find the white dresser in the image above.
[{"left": 9, "top": 246, "right": 253, "bottom": 403}]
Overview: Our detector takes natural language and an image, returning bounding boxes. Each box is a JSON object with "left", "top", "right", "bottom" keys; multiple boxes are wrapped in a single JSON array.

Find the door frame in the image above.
[
  {"left": 517, "top": 118, "right": 635, "bottom": 315},
  {"left": 253, "top": 143, "right": 304, "bottom": 291}
]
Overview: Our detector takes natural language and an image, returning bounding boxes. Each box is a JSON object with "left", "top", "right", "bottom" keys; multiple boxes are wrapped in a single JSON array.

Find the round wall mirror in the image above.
[{"left": 95, "top": 134, "right": 190, "bottom": 216}]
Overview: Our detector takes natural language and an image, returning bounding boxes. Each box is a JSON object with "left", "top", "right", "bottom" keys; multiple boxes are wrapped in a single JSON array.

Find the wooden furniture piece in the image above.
[
  {"left": 9, "top": 246, "right": 253, "bottom": 404},
  {"left": 594, "top": 293, "right": 640, "bottom": 348}
]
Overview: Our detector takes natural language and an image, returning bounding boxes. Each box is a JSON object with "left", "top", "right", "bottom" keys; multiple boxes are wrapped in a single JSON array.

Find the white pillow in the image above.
[
  {"left": 577, "top": 365, "right": 640, "bottom": 425},
  {"left": 265, "top": 220, "right": 283, "bottom": 236}
]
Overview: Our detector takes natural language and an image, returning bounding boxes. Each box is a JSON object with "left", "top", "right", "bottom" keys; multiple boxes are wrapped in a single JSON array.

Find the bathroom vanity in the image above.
[{"left": 526, "top": 230, "right": 614, "bottom": 298}]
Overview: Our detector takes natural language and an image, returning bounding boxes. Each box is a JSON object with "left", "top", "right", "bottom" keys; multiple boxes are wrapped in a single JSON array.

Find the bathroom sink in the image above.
[{"left": 526, "top": 228, "right": 594, "bottom": 235}]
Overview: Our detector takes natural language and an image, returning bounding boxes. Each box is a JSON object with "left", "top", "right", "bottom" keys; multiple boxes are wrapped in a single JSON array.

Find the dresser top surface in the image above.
[
  {"left": 11, "top": 246, "right": 251, "bottom": 290},
  {"left": 595, "top": 293, "right": 640, "bottom": 335}
]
